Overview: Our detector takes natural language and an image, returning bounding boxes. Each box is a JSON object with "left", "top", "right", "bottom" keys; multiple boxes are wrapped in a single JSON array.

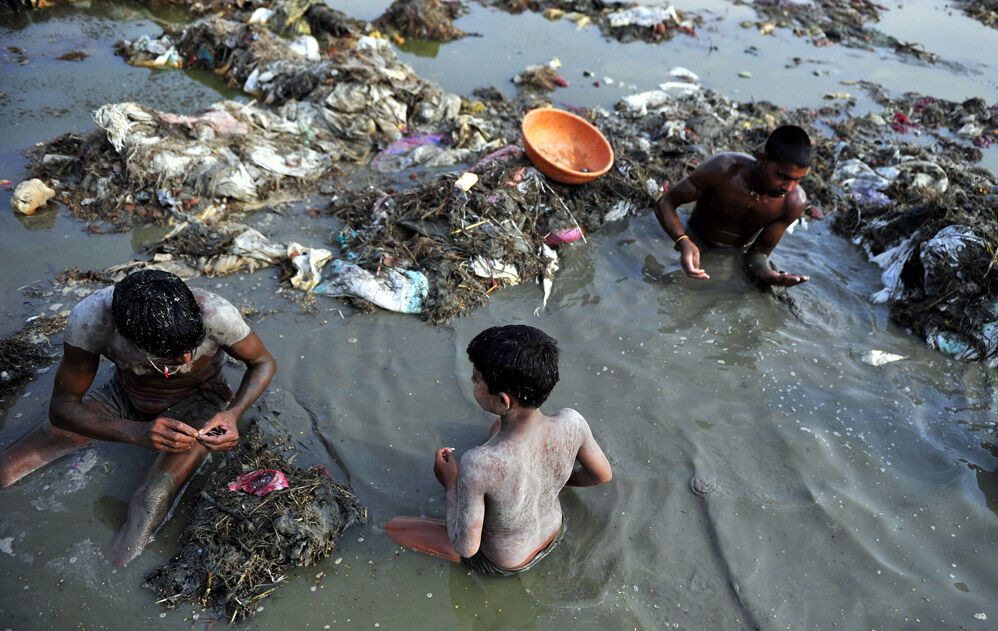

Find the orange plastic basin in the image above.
[{"left": 521, "top": 108, "right": 614, "bottom": 185}]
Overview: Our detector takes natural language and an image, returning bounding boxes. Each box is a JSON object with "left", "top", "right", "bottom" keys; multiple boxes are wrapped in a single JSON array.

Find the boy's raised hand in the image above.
[{"left": 433, "top": 447, "right": 458, "bottom": 488}]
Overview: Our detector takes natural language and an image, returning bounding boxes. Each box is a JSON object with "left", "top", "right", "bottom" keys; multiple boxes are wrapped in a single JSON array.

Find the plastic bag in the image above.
[{"left": 315, "top": 260, "right": 428, "bottom": 313}]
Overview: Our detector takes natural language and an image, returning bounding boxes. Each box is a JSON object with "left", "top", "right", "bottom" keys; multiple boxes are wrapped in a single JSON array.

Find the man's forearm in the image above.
[
  {"left": 225, "top": 358, "right": 276, "bottom": 419},
  {"left": 745, "top": 250, "right": 771, "bottom": 278},
  {"left": 654, "top": 199, "right": 686, "bottom": 241},
  {"left": 50, "top": 402, "right": 140, "bottom": 445}
]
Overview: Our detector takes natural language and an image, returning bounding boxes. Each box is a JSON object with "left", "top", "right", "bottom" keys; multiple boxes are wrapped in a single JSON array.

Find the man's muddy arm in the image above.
[
  {"left": 50, "top": 344, "right": 200, "bottom": 451},
  {"left": 221, "top": 332, "right": 276, "bottom": 419},
  {"left": 654, "top": 178, "right": 700, "bottom": 242},
  {"left": 746, "top": 200, "right": 809, "bottom": 287},
  {"left": 566, "top": 423, "right": 612, "bottom": 487},
  {"left": 198, "top": 332, "right": 276, "bottom": 450},
  {"left": 655, "top": 162, "right": 717, "bottom": 280}
]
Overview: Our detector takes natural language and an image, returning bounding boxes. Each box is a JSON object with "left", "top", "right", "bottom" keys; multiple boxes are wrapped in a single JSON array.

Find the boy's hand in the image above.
[
  {"left": 197, "top": 410, "right": 240, "bottom": 452},
  {"left": 433, "top": 447, "right": 458, "bottom": 488}
]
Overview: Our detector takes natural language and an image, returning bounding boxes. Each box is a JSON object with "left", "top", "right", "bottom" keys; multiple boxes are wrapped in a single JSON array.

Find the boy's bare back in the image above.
[
  {"left": 389, "top": 325, "right": 611, "bottom": 574},
  {"left": 453, "top": 408, "right": 593, "bottom": 568}
]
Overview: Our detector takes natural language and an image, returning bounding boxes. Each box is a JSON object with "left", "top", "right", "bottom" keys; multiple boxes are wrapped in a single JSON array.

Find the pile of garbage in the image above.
[
  {"left": 145, "top": 422, "right": 366, "bottom": 623},
  {"left": 734, "top": 0, "right": 938, "bottom": 62},
  {"left": 481, "top": 1, "right": 700, "bottom": 43},
  {"left": 815, "top": 95, "right": 998, "bottom": 364},
  {"left": 954, "top": 0, "right": 998, "bottom": 29},
  {"left": 330, "top": 142, "right": 657, "bottom": 321},
  {"left": 30, "top": 100, "right": 343, "bottom": 228},
  {"left": 16, "top": 0, "right": 995, "bottom": 362},
  {"left": 0, "top": 315, "right": 66, "bottom": 402},
  {"left": 513, "top": 58, "right": 570, "bottom": 93},
  {"left": 375, "top": 0, "right": 468, "bottom": 41},
  {"left": 28, "top": 17, "right": 504, "bottom": 228}
]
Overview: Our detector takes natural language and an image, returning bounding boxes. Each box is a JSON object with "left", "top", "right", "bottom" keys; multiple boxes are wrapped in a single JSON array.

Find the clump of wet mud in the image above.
[
  {"left": 514, "top": 60, "right": 569, "bottom": 92},
  {"left": 734, "top": 0, "right": 938, "bottom": 61},
  {"left": 480, "top": 0, "right": 701, "bottom": 43},
  {"left": 145, "top": 422, "right": 366, "bottom": 623},
  {"left": 375, "top": 0, "right": 468, "bottom": 41},
  {"left": 954, "top": 0, "right": 998, "bottom": 29},
  {"left": 0, "top": 315, "right": 66, "bottom": 402}
]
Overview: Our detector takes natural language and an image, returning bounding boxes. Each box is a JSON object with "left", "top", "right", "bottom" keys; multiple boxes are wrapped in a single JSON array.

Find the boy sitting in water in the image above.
[{"left": 387, "top": 325, "right": 612, "bottom": 575}]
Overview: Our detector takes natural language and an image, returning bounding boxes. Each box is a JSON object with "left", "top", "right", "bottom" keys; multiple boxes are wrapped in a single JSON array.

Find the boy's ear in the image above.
[{"left": 498, "top": 392, "right": 512, "bottom": 411}]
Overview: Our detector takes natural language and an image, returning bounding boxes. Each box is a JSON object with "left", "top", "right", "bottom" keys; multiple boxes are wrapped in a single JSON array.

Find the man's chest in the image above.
[{"left": 707, "top": 188, "right": 786, "bottom": 226}]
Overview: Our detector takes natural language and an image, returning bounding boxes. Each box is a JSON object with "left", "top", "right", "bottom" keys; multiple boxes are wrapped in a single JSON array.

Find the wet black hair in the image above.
[
  {"left": 111, "top": 270, "right": 205, "bottom": 357},
  {"left": 765, "top": 125, "right": 812, "bottom": 168},
  {"left": 466, "top": 325, "right": 559, "bottom": 408}
]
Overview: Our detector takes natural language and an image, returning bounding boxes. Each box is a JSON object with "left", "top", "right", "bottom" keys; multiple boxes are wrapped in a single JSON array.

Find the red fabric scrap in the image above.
[
  {"left": 891, "top": 112, "right": 919, "bottom": 133},
  {"left": 228, "top": 469, "right": 289, "bottom": 496}
]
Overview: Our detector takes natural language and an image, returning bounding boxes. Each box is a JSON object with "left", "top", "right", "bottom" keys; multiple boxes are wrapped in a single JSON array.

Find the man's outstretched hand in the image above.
[
  {"left": 143, "top": 417, "right": 199, "bottom": 453},
  {"left": 759, "top": 269, "right": 809, "bottom": 287},
  {"left": 197, "top": 410, "right": 240, "bottom": 452},
  {"left": 678, "top": 240, "right": 710, "bottom": 280}
]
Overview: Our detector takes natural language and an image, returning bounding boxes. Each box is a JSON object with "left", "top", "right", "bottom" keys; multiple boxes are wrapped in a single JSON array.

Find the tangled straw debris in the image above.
[{"left": 145, "top": 422, "right": 366, "bottom": 623}]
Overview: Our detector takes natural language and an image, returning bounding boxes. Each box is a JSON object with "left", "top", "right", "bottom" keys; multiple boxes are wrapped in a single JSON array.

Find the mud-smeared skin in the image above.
[
  {"left": 448, "top": 408, "right": 588, "bottom": 568},
  {"left": 64, "top": 287, "right": 249, "bottom": 415},
  {"left": 110, "top": 468, "right": 184, "bottom": 568},
  {"left": 0, "top": 419, "right": 93, "bottom": 488}
]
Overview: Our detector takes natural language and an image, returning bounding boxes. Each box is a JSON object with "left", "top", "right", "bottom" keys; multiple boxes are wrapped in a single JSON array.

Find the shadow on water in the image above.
[{"left": 11, "top": 207, "right": 59, "bottom": 230}]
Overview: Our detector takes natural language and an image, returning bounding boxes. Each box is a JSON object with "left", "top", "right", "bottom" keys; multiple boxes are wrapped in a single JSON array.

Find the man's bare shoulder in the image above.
[
  {"left": 708, "top": 152, "right": 754, "bottom": 168},
  {"left": 781, "top": 186, "right": 808, "bottom": 219},
  {"left": 692, "top": 152, "right": 753, "bottom": 185}
]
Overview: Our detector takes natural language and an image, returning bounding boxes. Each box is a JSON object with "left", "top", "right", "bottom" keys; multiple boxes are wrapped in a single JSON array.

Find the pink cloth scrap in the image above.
[
  {"left": 545, "top": 227, "right": 585, "bottom": 246},
  {"left": 228, "top": 469, "right": 289, "bottom": 496}
]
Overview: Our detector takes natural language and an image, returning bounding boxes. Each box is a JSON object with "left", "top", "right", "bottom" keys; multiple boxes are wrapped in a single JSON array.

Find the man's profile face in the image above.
[{"left": 760, "top": 161, "right": 809, "bottom": 198}]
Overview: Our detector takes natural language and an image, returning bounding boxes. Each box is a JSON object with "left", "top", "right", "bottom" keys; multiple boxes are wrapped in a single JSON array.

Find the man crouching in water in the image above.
[
  {"left": 656, "top": 125, "right": 813, "bottom": 287},
  {"left": 387, "top": 325, "right": 612, "bottom": 575},
  {"left": 0, "top": 270, "right": 276, "bottom": 567}
]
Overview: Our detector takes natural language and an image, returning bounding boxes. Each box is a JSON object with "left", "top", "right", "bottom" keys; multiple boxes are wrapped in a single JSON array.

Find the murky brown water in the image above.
[{"left": 1, "top": 1, "right": 996, "bottom": 629}]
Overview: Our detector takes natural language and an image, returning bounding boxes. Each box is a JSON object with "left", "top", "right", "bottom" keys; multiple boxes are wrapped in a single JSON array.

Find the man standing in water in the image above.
[
  {"left": 655, "top": 125, "right": 813, "bottom": 286},
  {"left": 0, "top": 270, "right": 276, "bottom": 567}
]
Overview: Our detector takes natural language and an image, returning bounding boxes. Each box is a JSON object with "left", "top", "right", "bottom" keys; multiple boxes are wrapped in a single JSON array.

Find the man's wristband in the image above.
[{"left": 673, "top": 234, "right": 691, "bottom": 251}]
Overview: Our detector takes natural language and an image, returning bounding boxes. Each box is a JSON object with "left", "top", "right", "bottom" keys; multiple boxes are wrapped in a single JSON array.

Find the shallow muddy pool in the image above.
[{"left": 0, "top": 1, "right": 996, "bottom": 629}]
